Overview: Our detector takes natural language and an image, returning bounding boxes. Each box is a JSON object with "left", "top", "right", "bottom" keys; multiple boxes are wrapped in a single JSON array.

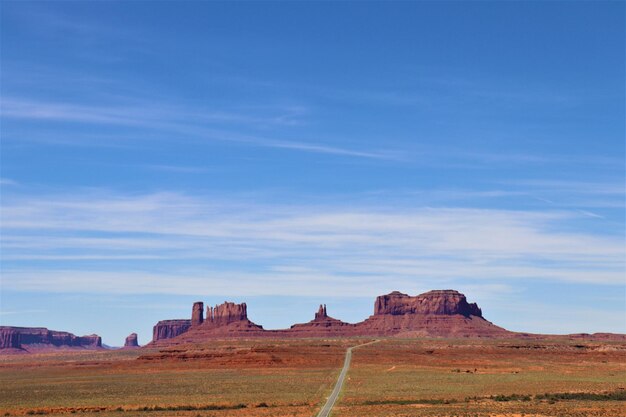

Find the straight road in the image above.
[{"left": 316, "top": 340, "right": 379, "bottom": 417}]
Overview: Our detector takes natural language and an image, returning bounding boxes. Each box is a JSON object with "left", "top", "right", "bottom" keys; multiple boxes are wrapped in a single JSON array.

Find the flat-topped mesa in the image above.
[
  {"left": 374, "top": 290, "right": 483, "bottom": 318},
  {"left": 314, "top": 304, "right": 327, "bottom": 321},
  {"left": 152, "top": 319, "right": 191, "bottom": 342},
  {"left": 0, "top": 326, "right": 102, "bottom": 351},
  {"left": 191, "top": 301, "right": 204, "bottom": 326},
  {"left": 0, "top": 327, "right": 20, "bottom": 349},
  {"left": 206, "top": 302, "right": 248, "bottom": 326}
]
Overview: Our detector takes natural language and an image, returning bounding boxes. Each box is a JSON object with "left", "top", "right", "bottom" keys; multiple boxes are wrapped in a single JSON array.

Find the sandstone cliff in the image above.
[
  {"left": 191, "top": 302, "right": 204, "bottom": 326},
  {"left": 150, "top": 301, "right": 262, "bottom": 344},
  {"left": 124, "top": 333, "right": 139, "bottom": 348},
  {"left": 152, "top": 319, "right": 191, "bottom": 342},
  {"left": 147, "top": 289, "right": 626, "bottom": 346},
  {"left": 359, "top": 290, "right": 506, "bottom": 337},
  {"left": 206, "top": 302, "right": 248, "bottom": 326},
  {"left": 149, "top": 290, "right": 507, "bottom": 344},
  {"left": 374, "top": 290, "right": 483, "bottom": 317},
  {"left": 0, "top": 326, "right": 102, "bottom": 352}
]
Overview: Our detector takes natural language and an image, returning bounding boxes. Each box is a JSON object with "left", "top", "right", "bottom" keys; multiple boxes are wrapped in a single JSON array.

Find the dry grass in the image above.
[
  {"left": 0, "top": 339, "right": 349, "bottom": 417},
  {"left": 1, "top": 337, "right": 625, "bottom": 417},
  {"left": 337, "top": 338, "right": 626, "bottom": 416}
]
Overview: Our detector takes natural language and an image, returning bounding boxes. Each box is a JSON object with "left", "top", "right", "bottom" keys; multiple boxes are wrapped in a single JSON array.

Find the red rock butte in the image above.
[
  {"left": 123, "top": 332, "right": 139, "bottom": 348},
  {"left": 150, "top": 289, "right": 512, "bottom": 345}
]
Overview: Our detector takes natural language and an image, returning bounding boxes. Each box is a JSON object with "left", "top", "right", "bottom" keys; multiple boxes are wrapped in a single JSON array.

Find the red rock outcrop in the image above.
[
  {"left": 152, "top": 319, "right": 191, "bottom": 341},
  {"left": 359, "top": 290, "right": 505, "bottom": 337},
  {"left": 374, "top": 290, "right": 482, "bottom": 317},
  {"left": 150, "top": 301, "right": 262, "bottom": 344},
  {"left": 0, "top": 326, "right": 102, "bottom": 352},
  {"left": 124, "top": 333, "right": 139, "bottom": 348},
  {"left": 315, "top": 304, "right": 327, "bottom": 320},
  {"left": 191, "top": 302, "right": 204, "bottom": 326},
  {"left": 149, "top": 289, "right": 624, "bottom": 346},
  {"left": 206, "top": 302, "right": 248, "bottom": 326},
  {"left": 0, "top": 327, "right": 20, "bottom": 349},
  {"left": 289, "top": 304, "right": 356, "bottom": 336},
  {"left": 149, "top": 291, "right": 506, "bottom": 344}
]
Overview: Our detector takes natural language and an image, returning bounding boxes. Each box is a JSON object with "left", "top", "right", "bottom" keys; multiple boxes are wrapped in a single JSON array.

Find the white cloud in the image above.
[{"left": 1, "top": 191, "right": 624, "bottom": 297}]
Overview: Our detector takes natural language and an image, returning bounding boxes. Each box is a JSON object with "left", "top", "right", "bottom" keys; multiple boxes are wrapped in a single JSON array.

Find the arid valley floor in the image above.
[{"left": 1, "top": 337, "right": 625, "bottom": 417}]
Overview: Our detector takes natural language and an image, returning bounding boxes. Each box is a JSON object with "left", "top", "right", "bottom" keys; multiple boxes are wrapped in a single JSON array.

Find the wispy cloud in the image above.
[
  {"left": 1, "top": 190, "right": 623, "bottom": 298},
  {"left": 1, "top": 97, "right": 397, "bottom": 160},
  {"left": 0, "top": 178, "right": 19, "bottom": 186},
  {"left": 506, "top": 179, "right": 625, "bottom": 196}
]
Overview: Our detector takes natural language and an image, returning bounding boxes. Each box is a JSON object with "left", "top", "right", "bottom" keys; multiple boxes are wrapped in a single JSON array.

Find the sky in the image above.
[{"left": 0, "top": 1, "right": 624, "bottom": 346}]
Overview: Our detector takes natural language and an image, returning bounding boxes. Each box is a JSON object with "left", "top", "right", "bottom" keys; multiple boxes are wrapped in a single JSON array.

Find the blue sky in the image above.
[{"left": 1, "top": 1, "right": 624, "bottom": 346}]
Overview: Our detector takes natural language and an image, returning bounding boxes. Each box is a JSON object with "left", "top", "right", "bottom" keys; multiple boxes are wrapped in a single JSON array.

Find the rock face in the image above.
[
  {"left": 191, "top": 302, "right": 204, "bottom": 326},
  {"left": 374, "top": 290, "right": 482, "bottom": 317},
  {"left": 314, "top": 304, "right": 327, "bottom": 320},
  {"left": 124, "top": 333, "right": 139, "bottom": 348},
  {"left": 146, "top": 289, "right": 626, "bottom": 345},
  {"left": 152, "top": 319, "right": 191, "bottom": 342},
  {"left": 0, "top": 327, "right": 20, "bottom": 349},
  {"left": 359, "top": 290, "right": 504, "bottom": 337},
  {"left": 148, "top": 290, "right": 512, "bottom": 345},
  {"left": 206, "top": 302, "right": 248, "bottom": 326},
  {"left": 0, "top": 326, "right": 102, "bottom": 352},
  {"left": 150, "top": 301, "right": 261, "bottom": 344}
]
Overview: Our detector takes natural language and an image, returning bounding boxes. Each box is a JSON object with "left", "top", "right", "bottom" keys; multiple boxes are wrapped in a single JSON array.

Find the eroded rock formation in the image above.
[
  {"left": 124, "top": 333, "right": 139, "bottom": 348},
  {"left": 0, "top": 326, "right": 102, "bottom": 351},
  {"left": 314, "top": 304, "right": 327, "bottom": 320},
  {"left": 191, "top": 302, "right": 204, "bottom": 326},
  {"left": 149, "top": 290, "right": 509, "bottom": 344},
  {"left": 152, "top": 319, "right": 191, "bottom": 341},
  {"left": 152, "top": 289, "right": 626, "bottom": 344},
  {"left": 374, "top": 290, "right": 482, "bottom": 317},
  {"left": 206, "top": 302, "right": 248, "bottom": 326}
]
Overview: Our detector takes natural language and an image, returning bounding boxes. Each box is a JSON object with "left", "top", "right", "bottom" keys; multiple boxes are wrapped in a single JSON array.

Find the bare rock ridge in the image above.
[
  {"left": 150, "top": 289, "right": 507, "bottom": 344},
  {"left": 0, "top": 326, "right": 102, "bottom": 352},
  {"left": 124, "top": 333, "right": 139, "bottom": 348}
]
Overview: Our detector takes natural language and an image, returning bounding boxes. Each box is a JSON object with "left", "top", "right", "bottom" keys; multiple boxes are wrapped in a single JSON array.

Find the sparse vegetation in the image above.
[{"left": 1, "top": 338, "right": 625, "bottom": 417}]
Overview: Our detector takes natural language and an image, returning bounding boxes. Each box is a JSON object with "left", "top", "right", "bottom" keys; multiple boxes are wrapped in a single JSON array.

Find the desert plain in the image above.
[{"left": 1, "top": 337, "right": 625, "bottom": 417}]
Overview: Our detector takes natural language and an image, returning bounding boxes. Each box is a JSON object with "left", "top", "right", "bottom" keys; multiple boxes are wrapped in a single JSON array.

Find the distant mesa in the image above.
[
  {"left": 149, "top": 289, "right": 510, "bottom": 345},
  {"left": 374, "top": 290, "right": 482, "bottom": 317},
  {"left": 4, "top": 289, "right": 623, "bottom": 354},
  {"left": 123, "top": 332, "right": 139, "bottom": 348},
  {"left": 0, "top": 326, "right": 102, "bottom": 353},
  {"left": 152, "top": 319, "right": 191, "bottom": 342}
]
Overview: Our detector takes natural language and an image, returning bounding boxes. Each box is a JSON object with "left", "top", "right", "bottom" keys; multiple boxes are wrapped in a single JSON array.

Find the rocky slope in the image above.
[{"left": 0, "top": 326, "right": 102, "bottom": 352}]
